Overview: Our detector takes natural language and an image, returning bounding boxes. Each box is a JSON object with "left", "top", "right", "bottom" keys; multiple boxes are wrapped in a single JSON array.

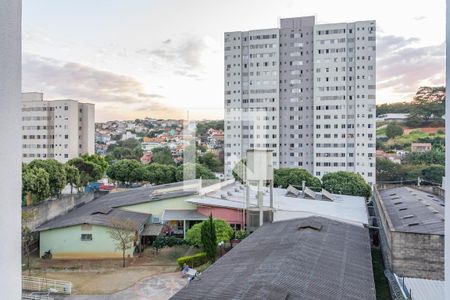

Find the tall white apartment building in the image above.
[
  {"left": 22, "top": 92, "right": 95, "bottom": 163},
  {"left": 224, "top": 16, "right": 376, "bottom": 185}
]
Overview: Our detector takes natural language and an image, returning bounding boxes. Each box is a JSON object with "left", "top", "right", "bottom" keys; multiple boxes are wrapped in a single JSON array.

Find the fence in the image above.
[
  {"left": 22, "top": 292, "right": 54, "bottom": 300},
  {"left": 22, "top": 276, "right": 72, "bottom": 295}
]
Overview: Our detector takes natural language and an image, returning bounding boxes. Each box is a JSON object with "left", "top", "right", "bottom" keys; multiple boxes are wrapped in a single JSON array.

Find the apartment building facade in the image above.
[
  {"left": 22, "top": 92, "right": 95, "bottom": 163},
  {"left": 224, "top": 16, "right": 376, "bottom": 185}
]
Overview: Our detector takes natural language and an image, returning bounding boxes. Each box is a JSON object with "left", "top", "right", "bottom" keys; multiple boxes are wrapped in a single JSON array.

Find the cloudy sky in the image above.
[{"left": 23, "top": 0, "right": 445, "bottom": 122}]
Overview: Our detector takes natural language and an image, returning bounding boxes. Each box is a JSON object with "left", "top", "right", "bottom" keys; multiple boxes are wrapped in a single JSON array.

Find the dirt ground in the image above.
[{"left": 25, "top": 246, "right": 194, "bottom": 295}]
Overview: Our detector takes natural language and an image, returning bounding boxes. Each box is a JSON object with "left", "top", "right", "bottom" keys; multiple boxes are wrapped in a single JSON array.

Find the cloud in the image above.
[
  {"left": 136, "top": 36, "right": 208, "bottom": 78},
  {"left": 376, "top": 35, "right": 419, "bottom": 57},
  {"left": 22, "top": 53, "right": 183, "bottom": 120},
  {"left": 377, "top": 35, "right": 445, "bottom": 99},
  {"left": 413, "top": 16, "right": 427, "bottom": 21}
]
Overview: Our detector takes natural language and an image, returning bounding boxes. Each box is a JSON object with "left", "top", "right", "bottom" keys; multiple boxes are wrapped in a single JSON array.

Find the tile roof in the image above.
[
  {"left": 172, "top": 216, "right": 376, "bottom": 300},
  {"left": 378, "top": 187, "right": 444, "bottom": 235}
]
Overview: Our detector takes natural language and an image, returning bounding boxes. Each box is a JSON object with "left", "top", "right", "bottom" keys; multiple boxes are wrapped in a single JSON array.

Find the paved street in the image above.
[{"left": 61, "top": 272, "right": 186, "bottom": 300}]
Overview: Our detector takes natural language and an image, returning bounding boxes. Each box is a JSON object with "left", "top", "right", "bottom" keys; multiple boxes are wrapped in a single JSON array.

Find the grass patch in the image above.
[
  {"left": 383, "top": 130, "right": 444, "bottom": 150},
  {"left": 376, "top": 125, "right": 387, "bottom": 136},
  {"left": 371, "top": 248, "right": 391, "bottom": 300}
]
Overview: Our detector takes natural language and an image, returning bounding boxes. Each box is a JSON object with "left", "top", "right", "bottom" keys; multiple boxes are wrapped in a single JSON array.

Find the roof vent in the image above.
[
  {"left": 394, "top": 201, "right": 403, "bottom": 205},
  {"left": 321, "top": 189, "right": 334, "bottom": 201},
  {"left": 399, "top": 208, "right": 407, "bottom": 211},
  {"left": 402, "top": 215, "right": 414, "bottom": 219},
  {"left": 389, "top": 193, "right": 397, "bottom": 196},
  {"left": 91, "top": 207, "right": 112, "bottom": 215},
  {"left": 286, "top": 185, "right": 300, "bottom": 197},
  {"left": 298, "top": 224, "right": 322, "bottom": 231},
  {"left": 408, "top": 222, "right": 420, "bottom": 227},
  {"left": 234, "top": 188, "right": 240, "bottom": 193},
  {"left": 304, "top": 187, "right": 317, "bottom": 199},
  {"left": 227, "top": 191, "right": 233, "bottom": 196},
  {"left": 220, "top": 194, "right": 227, "bottom": 199},
  {"left": 297, "top": 219, "right": 323, "bottom": 231}
]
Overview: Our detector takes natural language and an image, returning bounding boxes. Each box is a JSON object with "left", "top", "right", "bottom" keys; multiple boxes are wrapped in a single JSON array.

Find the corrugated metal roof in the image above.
[
  {"left": 401, "top": 276, "right": 444, "bottom": 300},
  {"left": 161, "top": 209, "right": 207, "bottom": 221},
  {"left": 378, "top": 187, "right": 444, "bottom": 235},
  {"left": 172, "top": 216, "right": 376, "bottom": 300},
  {"left": 142, "top": 224, "right": 163, "bottom": 236}
]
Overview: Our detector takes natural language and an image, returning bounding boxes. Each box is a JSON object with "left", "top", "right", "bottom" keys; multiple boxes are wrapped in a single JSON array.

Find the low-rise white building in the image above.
[{"left": 22, "top": 92, "right": 95, "bottom": 163}]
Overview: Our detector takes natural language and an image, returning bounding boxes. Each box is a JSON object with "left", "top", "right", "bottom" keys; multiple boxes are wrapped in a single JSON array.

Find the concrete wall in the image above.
[
  {"left": 24, "top": 193, "right": 96, "bottom": 231},
  {"left": 120, "top": 196, "right": 196, "bottom": 221},
  {"left": 39, "top": 224, "right": 136, "bottom": 259},
  {"left": 391, "top": 231, "right": 444, "bottom": 280}
]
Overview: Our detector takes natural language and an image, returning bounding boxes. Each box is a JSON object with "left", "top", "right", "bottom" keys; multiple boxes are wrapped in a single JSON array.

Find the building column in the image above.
[
  {"left": 445, "top": 0, "right": 450, "bottom": 295},
  {"left": 183, "top": 220, "right": 186, "bottom": 239},
  {"left": 0, "top": 0, "right": 22, "bottom": 298}
]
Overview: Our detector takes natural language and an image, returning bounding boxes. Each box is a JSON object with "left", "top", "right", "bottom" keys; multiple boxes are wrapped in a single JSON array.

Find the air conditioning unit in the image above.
[{"left": 152, "top": 217, "right": 161, "bottom": 224}]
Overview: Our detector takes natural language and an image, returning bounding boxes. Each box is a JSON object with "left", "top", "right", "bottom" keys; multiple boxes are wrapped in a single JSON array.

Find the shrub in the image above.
[
  {"left": 153, "top": 236, "right": 185, "bottom": 251},
  {"left": 177, "top": 252, "right": 208, "bottom": 268},
  {"left": 385, "top": 123, "right": 404, "bottom": 139},
  {"left": 186, "top": 219, "right": 234, "bottom": 247},
  {"left": 234, "top": 230, "right": 248, "bottom": 240}
]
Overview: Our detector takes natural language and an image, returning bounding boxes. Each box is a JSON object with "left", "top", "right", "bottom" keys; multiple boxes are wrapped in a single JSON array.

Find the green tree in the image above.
[
  {"left": 81, "top": 154, "right": 109, "bottom": 175},
  {"left": 376, "top": 102, "right": 415, "bottom": 116},
  {"left": 28, "top": 159, "right": 66, "bottom": 197},
  {"left": 421, "top": 165, "right": 445, "bottom": 184},
  {"left": 198, "top": 152, "right": 222, "bottom": 172},
  {"left": 186, "top": 219, "right": 233, "bottom": 248},
  {"left": 151, "top": 147, "right": 174, "bottom": 165},
  {"left": 106, "top": 138, "right": 143, "bottom": 161},
  {"left": 274, "top": 168, "right": 321, "bottom": 188},
  {"left": 385, "top": 123, "right": 404, "bottom": 139},
  {"left": 68, "top": 157, "right": 103, "bottom": 187},
  {"left": 143, "top": 163, "right": 176, "bottom": 185},
  {"left": 64, "top": 164, "right": 81, "bottom": 194},
  {"left": 22, "top": 167, "right": 51, "bottom": 203},
  {"left": 402, "top": 150, "right": 444, "bottom": 166},
  {"left": 201, "top": 215, "right": 218, "bottom": 261},
  {"left": 106, "top": 159, "right": 144, "bottom": 185},
  {"left": 376, "top": 158, "right": 423, "bottom": 182},
  {"left": 175, "top": 163, "right": 216, "bottom": 181},
  {"left": 407, "top": 86, "right": 445, "bottom": 126},
  {"left": 321, "top": 171, "right": 372, "bottom": 198}
]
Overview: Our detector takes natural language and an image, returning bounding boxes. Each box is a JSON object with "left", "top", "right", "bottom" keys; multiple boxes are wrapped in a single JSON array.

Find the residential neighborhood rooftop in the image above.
[
  {"left": 36, "top": 184, "right": 197, "bottom": 231},
  {"left": 172, "top": 216, "right": 376, "bottom": 300},
  {"left": 377, "top": 186, "right": 445, "bottom": 235},
  {"left": 196, "top": 182, "right": 369, "bottom": 226}
]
